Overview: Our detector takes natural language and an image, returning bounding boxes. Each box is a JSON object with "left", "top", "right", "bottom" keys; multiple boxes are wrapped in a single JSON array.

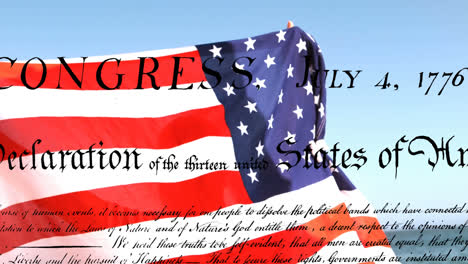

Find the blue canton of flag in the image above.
[{"left": 197, "top": 27, "right": 354, "bottom": 203}]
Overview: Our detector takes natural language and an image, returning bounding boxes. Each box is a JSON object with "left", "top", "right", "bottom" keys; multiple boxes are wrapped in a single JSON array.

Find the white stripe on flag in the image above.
[
  {"left": 0, "top": 137, "right": 237, "bottom": 207},
  {"left": 14, "top": 46, "right": 198, "bottom": 63},
  {"left": 0, "top": 84, "right": 218, "bottom": 120}
]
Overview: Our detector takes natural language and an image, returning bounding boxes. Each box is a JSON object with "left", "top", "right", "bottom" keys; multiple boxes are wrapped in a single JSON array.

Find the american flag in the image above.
[{"left": 0, "top": 26, "right": 398, "bottom": 263}]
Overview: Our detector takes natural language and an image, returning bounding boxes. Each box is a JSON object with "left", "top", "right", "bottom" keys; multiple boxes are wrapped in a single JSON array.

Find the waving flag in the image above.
[{"left": 0, "top": 27, "right": 398, "bottom": 263}]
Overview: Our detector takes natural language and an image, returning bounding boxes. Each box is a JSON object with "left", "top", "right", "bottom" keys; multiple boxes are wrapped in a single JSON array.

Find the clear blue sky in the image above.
[{"left": 2, "top": 0, "right": 468, "bottom": 218}]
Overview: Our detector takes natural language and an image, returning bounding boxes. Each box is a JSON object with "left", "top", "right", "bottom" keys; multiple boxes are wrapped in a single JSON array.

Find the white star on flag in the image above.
[
  {"left": 247, "top": 168, "right": 259, "bottom": 183},
  {"left": 285, "top": 131, "right": 296, "bottom": 143},
  {"left": 244, "top": 37, "right": 256, "bottom": 51},
  {"left": 303, "top": 81, "right": 313, "bottom": 95},
  {"left": 296, "top": 38, "right": 307, "bottom": 53},
  {"left": 267, "top": 114, "right": 274, "bottom": 129},
  {"left": 264, "top": 54, "right": 276, "bottom": 68},
  {"left": 319, "top": 103, "right": 325, "bottom": 118},
  {"left": 223, "top": 83, "right": 235, "bottom": 96},
  {"left": 293, "top": 105, "right": 303, "bottom": 119},
  {"left": 255, "top": 141, "right": 264, "bottom": 157},
  {"left": 278, "top": 89, "right": 283, "bottom": 104},
  {"left": 287, "top": 64, "right": 294, "bottom": 78},
  {"left": 209, "top": 45, "right": 222, "bottom": 58},
  {"left": 277, "top": 159, "right": 289, "bottom": 173},
  {"left": 253, "top": 78, "right": 266, "bottom": 90},
  {"left": 276, "top": 30, "right": 286, "bottom": 43},
  {"left": 237, "top": 121, "right": 248, "bottom": 135},
  {"left": 244, "top": 101, "right": 257, "bottom": 113}
]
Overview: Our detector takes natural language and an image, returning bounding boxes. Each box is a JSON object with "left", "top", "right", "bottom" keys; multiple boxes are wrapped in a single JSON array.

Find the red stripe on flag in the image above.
[
  {"left": 157, "top": 203, "right": 389, "bottom": 264},
  {"left": 0, "top": 170, "right": 250, "bottom": 254},
  {"left": 0, "top": 51, "right": 206, "bottom": 90},
  {"left": 0, "top": 105, "right": 229, "bottom": 161}
]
